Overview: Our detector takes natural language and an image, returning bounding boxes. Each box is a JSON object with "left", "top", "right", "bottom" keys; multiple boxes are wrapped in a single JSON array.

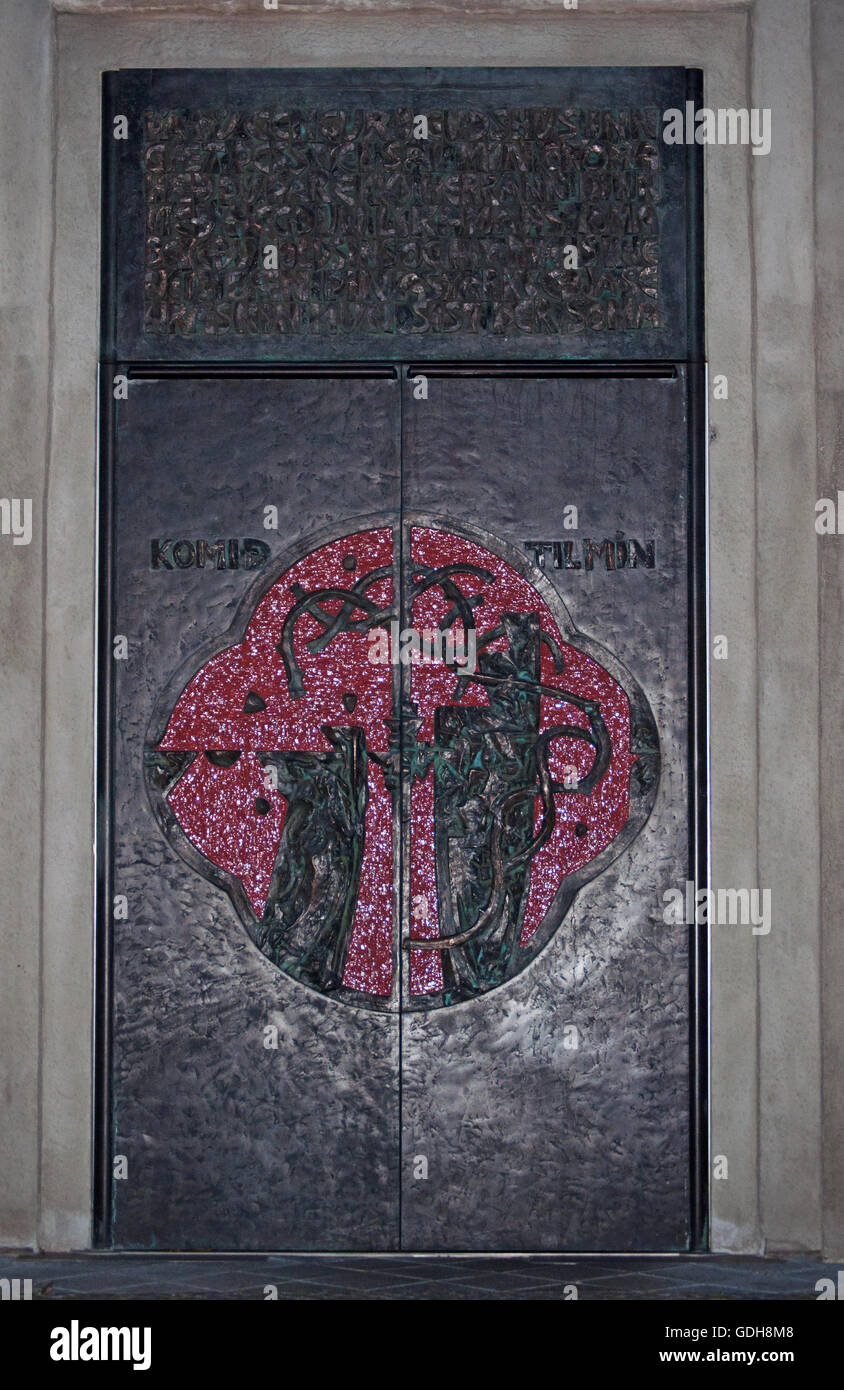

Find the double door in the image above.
[{"left": 99, "top": 362, "right": 702, "bottom": 1250}]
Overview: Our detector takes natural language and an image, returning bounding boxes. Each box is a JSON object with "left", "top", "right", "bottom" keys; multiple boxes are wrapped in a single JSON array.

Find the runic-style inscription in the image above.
[{"left": 143, "top": 108, "right": 663, "bottom": 338}]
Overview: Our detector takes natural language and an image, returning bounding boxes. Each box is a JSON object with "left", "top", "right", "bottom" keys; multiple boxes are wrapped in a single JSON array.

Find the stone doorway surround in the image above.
[{"left": 1, "top": 0, "right": 841, "bottom": 1261}]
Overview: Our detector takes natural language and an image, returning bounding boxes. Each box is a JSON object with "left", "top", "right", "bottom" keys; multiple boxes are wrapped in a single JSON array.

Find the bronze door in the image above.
[{"left": 98, "top": 66, "right": 705, "bottom": 1251}]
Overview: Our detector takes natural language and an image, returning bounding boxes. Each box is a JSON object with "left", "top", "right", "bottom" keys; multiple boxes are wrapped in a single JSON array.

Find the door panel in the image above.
[
  {"left": 106, "top": 374, "right": 402, "bottom": 1249},
  {"left": 103, "top": 368, "right": 700, "bottom": 1251},
  {"left": 399, "top": 371, "right": 693, "bottom": 1250}
]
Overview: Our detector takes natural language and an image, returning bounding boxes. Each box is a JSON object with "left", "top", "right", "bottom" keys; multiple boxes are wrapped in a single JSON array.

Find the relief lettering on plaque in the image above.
[{"left": 142, "top": 107, "right": 662, "bottom": 338}]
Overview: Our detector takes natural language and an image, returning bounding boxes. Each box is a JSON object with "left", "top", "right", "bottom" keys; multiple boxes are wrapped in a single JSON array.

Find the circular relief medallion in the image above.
[{"left": 146, "top": 516, "right": 659, "bottom": 1010}]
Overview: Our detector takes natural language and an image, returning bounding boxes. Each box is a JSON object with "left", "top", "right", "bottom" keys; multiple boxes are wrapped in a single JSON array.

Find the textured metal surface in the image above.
[
  {"left": 102, "top": 67, "right": 697, "bottom": 363},
  {"left": 400, "top": 372, "right": 692, "bottom": 1250},
  {"left": 105, "top": 370, "right": 693, "bottom": 1250},
  {"left": 109, "top": 376, "right": 401, "bottom": 1249}
]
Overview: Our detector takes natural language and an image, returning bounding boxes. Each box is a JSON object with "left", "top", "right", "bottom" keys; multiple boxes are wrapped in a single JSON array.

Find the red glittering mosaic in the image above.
[{"left": 160, "top": 528, "right": 395, "bottom": 997}]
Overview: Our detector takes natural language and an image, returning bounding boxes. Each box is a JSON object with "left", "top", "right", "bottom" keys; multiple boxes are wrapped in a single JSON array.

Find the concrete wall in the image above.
[
  {"left": 753, "top": 0, "right": 821, "bottom": 1256},
  {"left": 0, "top": 0, "right": 53, "bottom": 1249},
  {"left": 815, "top": 0, "right": 844, "bottom": 1263},
  {"left": 0, "top": 0, "right": 840, "bottom": 1258}
]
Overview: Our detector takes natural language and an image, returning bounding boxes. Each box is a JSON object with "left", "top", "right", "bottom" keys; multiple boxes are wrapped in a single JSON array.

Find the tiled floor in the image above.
[{"left": 1, "top": 1252, "right": 838, "bottom": 1300}]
